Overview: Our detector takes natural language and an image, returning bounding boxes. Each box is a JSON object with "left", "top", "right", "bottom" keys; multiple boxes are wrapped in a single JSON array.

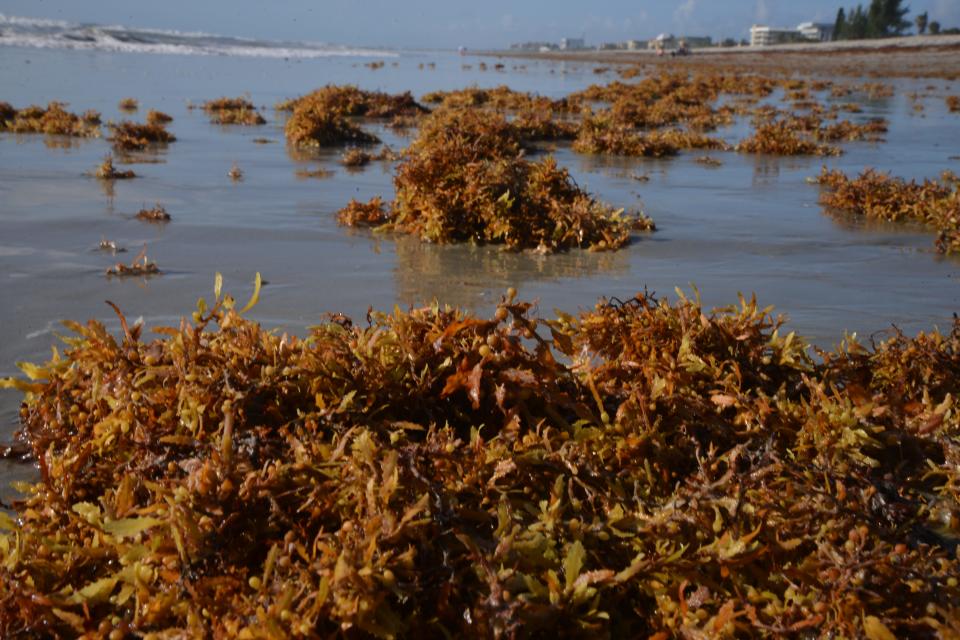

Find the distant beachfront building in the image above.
[
  {"left": 648, "top": 33, "right": 677, "bottom": 50},
  {"left": 560, "top": 37, "right": 586, "bottom": 51},
  {"left": 798, "top": 22, "right": 835, "bottom": 42},
  {"left": 751, "top": 22, "right": 835, "bottom": 46}
]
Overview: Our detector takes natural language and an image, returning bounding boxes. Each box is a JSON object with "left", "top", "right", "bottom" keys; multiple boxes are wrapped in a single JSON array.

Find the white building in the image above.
[
  {"left": 798, "top": 22, "right": 835, "bottom": 41},
  {"left": 751, "top": 22, "right": 834, "bottom": 46},
  {"left": 749, "top": 25, "right": 799, "bottom": 46},
  {"left": 560, "top": 37, "right": 586, "bottom": 51}
]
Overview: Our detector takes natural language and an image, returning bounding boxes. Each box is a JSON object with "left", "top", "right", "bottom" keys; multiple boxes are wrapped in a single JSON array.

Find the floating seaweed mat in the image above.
[
  {"left": 339, "top": 108, "right": 652, "bottom": 252},
  {"left": 202, "top": 97, "right": 266, "bottom": 126},
  {"left": 0, "top": 101, "right": 101, "bottom": 137},
  {"left": 817, "top": 168, "right": 960, "bottom": 254},
  {"left": 1, "top": 284, "right": 958, "bottom": 638}
]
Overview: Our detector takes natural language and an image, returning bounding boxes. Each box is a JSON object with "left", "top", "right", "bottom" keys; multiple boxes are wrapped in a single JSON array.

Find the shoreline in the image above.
[{"left": 475, "top": 34, "right": 960, "bottom": 78}]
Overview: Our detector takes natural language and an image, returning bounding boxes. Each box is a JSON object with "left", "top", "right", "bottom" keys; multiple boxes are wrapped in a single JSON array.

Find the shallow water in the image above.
[{"left": 1, "top": 46, "right": 959, "bottom": 495}]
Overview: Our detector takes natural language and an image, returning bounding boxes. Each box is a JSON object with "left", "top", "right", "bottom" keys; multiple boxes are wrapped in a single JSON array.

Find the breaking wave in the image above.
[{"left": 0, "top": 14, "right": 395, "bottom": 59}]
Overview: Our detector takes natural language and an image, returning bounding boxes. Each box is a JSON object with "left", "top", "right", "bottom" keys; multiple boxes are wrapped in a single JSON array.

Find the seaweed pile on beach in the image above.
[
  {"left": 94, "top": 155, "right": 136, "bottom": 180},
  {"left": 202, "top": 97, "right": 266, "bottom": 126},
  {"left": 817, "top": 168, "right": 960, "bottom": 253},
  {"left": 109, "top": 120, "right": 176, "bottom": 152},
  {"left": 339, "top": 108, "right": 652, "bottom": 252},
  {"left": 737, "top": 119, "right": 841, "bottom": 156},
  {"left": 0, "top": 286, "right": 958, "bottom": 638},
  {"left": 278, "top": 85, "right": 426, "bottom": 119},
  {"left": 0, "top": 101, "right": 101, "bottom": 137}
]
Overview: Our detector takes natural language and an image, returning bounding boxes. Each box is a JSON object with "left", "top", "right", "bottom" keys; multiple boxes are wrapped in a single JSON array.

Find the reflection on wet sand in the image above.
[{"left": 392, "top": 234, "right": 630, "bottom": 310}]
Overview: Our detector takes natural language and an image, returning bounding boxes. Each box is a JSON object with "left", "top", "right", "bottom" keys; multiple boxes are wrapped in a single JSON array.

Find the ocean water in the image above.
[{"left": 1, "top": 26, "right": 960, "bottom": 494}]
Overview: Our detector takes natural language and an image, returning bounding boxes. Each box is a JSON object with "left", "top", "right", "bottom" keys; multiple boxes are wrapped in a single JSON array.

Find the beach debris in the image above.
[
  {"left": 339, "top": 108, "right": 653, "bottom": 251},
  {"left": 228, "top": 162, "right": 244, "bottom": 181},
  {"left": 94, "top": 155, "right": 136, "bottom": 180},
  {"left": 118, "top": 97, "right": 139, "bottom": 111},
  {"left": 0, "top": 285, "right": 958, "bottom": 637},
  {"left": 104, "top": 245, "right": 159, "bottom": 276},
  {"left": 135, "top": 203, "right": 171, "bottom": 223},
  {"left": 0, "top": 101, "right": 100, "bottom": 137},
  {"left": 97, "top": 238, "right": 125, "bottom": 253},
  {"left": 202, "top": 96, "right": 266, "bottom": 125},
  {"left": 294, "top": 167, "right": 334, "bottom": 179},
  {"left": 817, "top": 167, "right": 960, "bottom": 254},
  {"left": 145, "top": 109, "right": 173, "bottom": 125},
  {"left": 109, "top": 120, "right": 176, "bottom": 151}
]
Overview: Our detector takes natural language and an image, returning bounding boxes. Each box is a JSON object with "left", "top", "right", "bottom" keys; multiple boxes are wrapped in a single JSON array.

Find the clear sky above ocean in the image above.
[{"left": 2, "top": 0, "right": 958, "bottom": 49}]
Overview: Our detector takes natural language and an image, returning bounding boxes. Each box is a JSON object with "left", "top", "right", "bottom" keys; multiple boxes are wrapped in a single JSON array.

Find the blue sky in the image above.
[{"left": 2, "top": 0, "right": 958, "bottom": 48}]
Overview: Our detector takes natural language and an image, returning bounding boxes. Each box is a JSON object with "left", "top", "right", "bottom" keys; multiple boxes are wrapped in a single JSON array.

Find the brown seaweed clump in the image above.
[
  {"left": 136, "top": 203, "right": 171, "bottom": 223},
  {"left": 340, "top": 148, "right": 373, "bottom": 167},
  {"left": 104, "top": 246, "right": 160, "bottom": 276},
  {"left": 146, "top": 110, "right": 173, "bottom": 126},
  {"left": 948, "top": 96, "right": 960, "bottom": 113},
  {"left": 284, "top": 100, "right": 380, "bottom": 148},
  {"left": 0, "top": 286, "right": 958, "bottom": 638},
  {"left": 94, "top": 155, "right": 136, "bottom": 180},
  {"left": 118, "top": 97, "right": 139, "bottom": 111},
  {"left": 337, "top": 196, "right": 392, "bottom": 226},
  {"left": 573, "top": 115, "right": 679, "bottom": 157},
  {"left": 202, "top": 97, "right": 266, "bottom": 126},
  {"left": 0, "top": 101, "right": 101, "bottom": 137},
  {"left": 817, "top": 168, "right": 960, "bottom": 253},
  {"left": 277, "top": 85, "right": 426, "bottom": 119},
  {"left": 109, "top": 121, "right": 176, "bottom": 151},
  {"left": 737, "top": 120, "right": 840, "bottom": 156},
  {"left": 350, "top": 108, "right": 652, "bottom": 252}
]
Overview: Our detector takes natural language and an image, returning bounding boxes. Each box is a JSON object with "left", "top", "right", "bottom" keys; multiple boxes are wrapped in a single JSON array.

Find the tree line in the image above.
[{"left": 832, "top": 0, "right": 952, "bottom": 39}]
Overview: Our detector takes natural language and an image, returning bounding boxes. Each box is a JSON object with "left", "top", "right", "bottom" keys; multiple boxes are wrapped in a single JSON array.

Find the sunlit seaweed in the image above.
[
  {"left": 947, "top": 96, "right": 960, "bottom": 113},
  {"left": 0, "top": 101, "right": 101, "bottom": 137},
  {"left": 94, "top": 155, "right": 136, "bottom": 180},
  {"left": 737, "top": 120, "right": 840, "bottom": 156},
  {"left": 817, "top": 168, "right": 960, "bottom": 254},
  {"left": 104, "top": 246, "right": 159, "bottom": 276},
  {"left": 109, "top": 121, "right": 176, "bottom": 151},
  {"left": 145, "top": 110, "right": 173, "bottom": 126},
  {"left": 136, "top": 203, "right": 171, "bottom": 223},
  {"left": 277, "top": 85, "right": 426, "bottom": 119},
  {"left": 202, "top": 97, "right": 266, "bottom": 126},
  {"left": 337, "top": 196, "right": 392, "bottom": 227},
  {"left": 337, "top": 108, "right": 651, "bottom": 252},
  {"left": 285, "top": 100, "right": 380, "bottom": 148},
  {"left": 118, "top": 97, "right": 139, "bottom": 112},
  {"left": 0, "top": 285, "right": 958, "bottom": 637}
]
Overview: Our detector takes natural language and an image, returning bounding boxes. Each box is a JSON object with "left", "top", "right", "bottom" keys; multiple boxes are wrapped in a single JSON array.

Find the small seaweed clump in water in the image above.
[
  {"left": 118, "top": 97, "right": 139, "bottom": 111},
  {"left": 817, "top": 168, "right": 960, "bottom": 253},
  {"left": 0, "top": 285, "right": 958, "bottom": 637},
  {"left": 104, "top": 246, "right": 160, "bottom": 276},
  {"left": 109, "top": 120, "right": 176, "bottom": 151},
  {"left": 0, "top": 101, "right": 101, "bottom": 137},
  {"left": 737, "top": 119, "right": 841, "bottom": 156},
  {"left": 202, "top": 97, "right": 266, "bottom": 126},
  {"left": 340, "top": 147, "right": 372, "bottom": 167},
  {"left": 337, "top": 196, "right": 391, "bottom": 226},
  {"left": 344, "top": 108, "right": 652, "bottom": 252},
  {"left": 948, "top": 96, "right": 960, "bottom": 113},
  {"left": 95, "top": 155, "right": 136, "bottom": 180},
  {"left": 136, "top": 203, "right": 171, "bottom": 222},
  {"left": 145, "top": 109, "right": 173, "bottom": 126}
]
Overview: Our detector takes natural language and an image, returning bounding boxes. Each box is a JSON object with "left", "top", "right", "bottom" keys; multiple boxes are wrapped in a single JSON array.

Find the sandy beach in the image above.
[{"left": 479, "top": 34, "right": 960, "bottom": 78}]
